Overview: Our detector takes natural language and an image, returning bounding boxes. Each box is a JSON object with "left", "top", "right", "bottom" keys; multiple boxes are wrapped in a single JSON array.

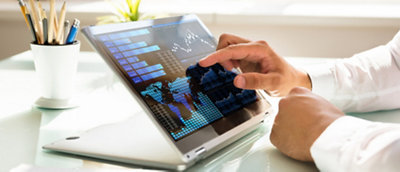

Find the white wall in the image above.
[{"left": 1, "top": 4, "right": 399, "bottom": 60}]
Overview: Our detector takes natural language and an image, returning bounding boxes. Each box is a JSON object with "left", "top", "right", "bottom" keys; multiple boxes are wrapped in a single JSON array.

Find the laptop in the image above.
[{"left": 43, "top": 14, "right": 272, "bottom": 171}]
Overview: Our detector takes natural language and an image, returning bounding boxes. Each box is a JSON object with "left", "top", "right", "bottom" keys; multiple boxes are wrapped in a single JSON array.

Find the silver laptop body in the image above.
[{"left": 43, "top": 14, "right": 271, "bottom": 171}]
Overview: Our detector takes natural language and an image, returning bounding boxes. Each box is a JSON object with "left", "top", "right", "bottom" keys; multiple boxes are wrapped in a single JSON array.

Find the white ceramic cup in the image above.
[{"left": 31, "top": 41, "right": 80, "bottom": 109}]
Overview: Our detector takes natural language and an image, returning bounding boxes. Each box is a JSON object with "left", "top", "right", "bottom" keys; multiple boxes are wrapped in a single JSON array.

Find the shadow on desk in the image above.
[
  {"left": 0, "top": 109, "right": 41, "bottom": 172},
  {"left": 348, "top": 109, "right": 400, "bottom": 123}
]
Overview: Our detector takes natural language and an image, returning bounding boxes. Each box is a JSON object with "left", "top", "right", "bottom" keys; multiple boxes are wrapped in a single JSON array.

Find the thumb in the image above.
[
  {"left": 234, "top": 72, "right": 280, "bottom": 90},
  {"left": 288, "top": 87, "right": 311, "bottom": 96}
]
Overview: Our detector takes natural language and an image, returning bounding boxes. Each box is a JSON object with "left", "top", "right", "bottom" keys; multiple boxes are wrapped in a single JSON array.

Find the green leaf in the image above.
[
  {"left": 98, "top": 0, "right": 144, "bottom": 24},
  {"left": 126, "top": 0, "right": 133, "bottom": 13}
]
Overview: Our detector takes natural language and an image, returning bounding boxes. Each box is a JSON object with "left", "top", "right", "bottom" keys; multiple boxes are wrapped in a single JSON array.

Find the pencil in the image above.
[
  {"left": 17, "top": 0, "right": 30, "bottom": 29},
  {"left": 54, "top": 10, "right": 59, "bottom": 39},
  {"left": 26, "top": 13, "right": 38, "bottom": 43},
  {"left": 37, "top": 1, "right": 43, "bottom": 21},
  {"left": 55, "top": 1, "right": 67, "bottom": 44},
  {"left": 48, "top": 0, "right": 55, "bottom": 44},
  {"left": 42, "top": 9, "right": 48, "bottom": 44},
  {"left": 28, "top": 0, "right": 43, "bottom": 44},
  {"left": 63, "top": 20, "right": 70, "bottom": 43},
  {"left": 37, "top": 1, "right": 45, "bottom": 44}
]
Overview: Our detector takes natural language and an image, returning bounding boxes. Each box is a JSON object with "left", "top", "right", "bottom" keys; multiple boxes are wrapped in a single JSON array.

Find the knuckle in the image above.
[
  {"left": 278, "top": 97, "right": 288, "bottom": 107},
  {"left": 226, "top": 44, "right": 236, "bottom": 50},
  {"left": 289, "top": 87, "right": 305, "bottom": 94},
  {"left": 219, "top": 33, "right": 231, "bottom": 40},
  {"left": 256, "top": 40, "right": 269, "bottom": 46}
]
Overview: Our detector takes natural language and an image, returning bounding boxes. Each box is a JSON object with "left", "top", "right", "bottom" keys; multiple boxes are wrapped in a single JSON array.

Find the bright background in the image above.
[{"left": 1, "top": 0, "right": 400, "bottom": 59}]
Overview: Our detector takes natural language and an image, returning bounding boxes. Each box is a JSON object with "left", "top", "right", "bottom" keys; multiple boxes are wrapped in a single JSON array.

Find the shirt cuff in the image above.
[
  {"left": 310, "top": 116, "right": 371, "bottom": 171},
  {"left": 302, "top": 63, "right": 336, "bottom": 101}
]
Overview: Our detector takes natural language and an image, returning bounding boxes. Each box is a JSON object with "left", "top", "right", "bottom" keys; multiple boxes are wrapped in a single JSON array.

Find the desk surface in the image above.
[{"left": 1, "top": 51, "right": 399, "bottom": 172}]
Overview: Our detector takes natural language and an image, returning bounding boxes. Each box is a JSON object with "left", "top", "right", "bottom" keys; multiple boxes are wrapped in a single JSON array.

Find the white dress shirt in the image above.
[{"left": 304, "top": 31, "right": 400, "bottom": 171}]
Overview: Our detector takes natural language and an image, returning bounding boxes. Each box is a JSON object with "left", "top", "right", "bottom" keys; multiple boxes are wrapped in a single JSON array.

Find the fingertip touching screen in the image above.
[{"left": 85, "top": 15, "right": 262, "bottom": 145}]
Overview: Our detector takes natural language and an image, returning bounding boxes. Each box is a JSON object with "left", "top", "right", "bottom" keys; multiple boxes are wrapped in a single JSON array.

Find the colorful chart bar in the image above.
[
  {"left": 118, "top": 41, "right": 147, "bottom": 52},
  {"left": 122, "top": 65, "right": 133, "bottom": 71},
  {"left": 118, "top": 59, "right": 128, "bottom": 65},
  {"left": 136, "top": 64, "right": 164, "bottom": 75},
  {"left": 141, "top": 70, "right": 166, "bottom": 81},
  {"left": 103, "top": 41, "right": 114, "bottom": 47},
  {"left": 131, "top": 61, "right": 148, "bottom": 69},
  {"left": 113, "top": 39, "right": 131, "bottom": 46},
  {"left": 132, "top": 77, "right": 143, "bottom": 83},
  {"left": 127, "top": 71, "right": 138, "bottom": 77},
  {"left": 108, "top": 47, "right": 119, "bottom": 53},
  {"left": 126, "top": 56, "right": 139, "bottom": 63},
  {"left": 125, "top": 29, "right": 150, "bottom": 37},
  {"left": 113, "top": 53, "right": 124, "bottom": 59},
  {"left": 122, "top": 45, "right": 160, "bottom": 57},
  {"left": 108, "top": 29, "right": 149, "bottom": 40}
]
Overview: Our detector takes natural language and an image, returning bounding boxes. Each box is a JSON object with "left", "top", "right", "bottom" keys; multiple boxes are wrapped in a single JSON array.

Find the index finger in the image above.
[
  {"left": 217, "top": 33, "right": 251, "bottom": 50},
  {"left": 199, "top": 43, "right": 269, "bottom": 67}
]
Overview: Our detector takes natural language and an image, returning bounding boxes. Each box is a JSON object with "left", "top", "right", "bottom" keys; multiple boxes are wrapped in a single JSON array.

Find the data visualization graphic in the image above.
[
  {"left": 96, "top": 19, "right": 257, "bottom": 141},
  {"left": 140, "top": 77, "right": 223, "bottom": 140},
  {"left": 98, "top": 28, "right": 166, "bottom": 84},
  {"left": 171, "top": 29, "right": 215, "bottom": 54},
  {"left": 187, "top": 64, "right": 257, "bottom": 115},
  {"left": 171, "top": 29, "right": 216, "bottom": 63}
]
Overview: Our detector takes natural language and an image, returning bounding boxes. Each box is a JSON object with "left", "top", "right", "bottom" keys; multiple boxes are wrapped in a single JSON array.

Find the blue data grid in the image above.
[
  {"left": 123, "top": 45, "right": 160, "bottom": 57},
  {"left": 170, "top": 92, "right": 223, "bottom": 140},
  {"left": 100, "top": 29, "right": 165, "bottom": 84}
]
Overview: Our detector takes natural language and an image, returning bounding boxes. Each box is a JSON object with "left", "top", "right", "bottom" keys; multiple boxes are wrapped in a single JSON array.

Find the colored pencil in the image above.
[{"left": 55, "top": 1, "right": 67, "bottom": 44}]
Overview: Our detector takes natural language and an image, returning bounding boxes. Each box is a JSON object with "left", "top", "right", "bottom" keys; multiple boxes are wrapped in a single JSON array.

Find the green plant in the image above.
[{"left": 97, "top": 0, "right": 142, "bottom": 25}]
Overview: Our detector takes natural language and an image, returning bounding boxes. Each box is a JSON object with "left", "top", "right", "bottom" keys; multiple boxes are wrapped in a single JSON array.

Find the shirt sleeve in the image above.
[
  {"left": 303, "top": 31, "right": 400, "bottom": 112},
  {"left": 310, "top": 116, "right": 400, "bottom": 172}
]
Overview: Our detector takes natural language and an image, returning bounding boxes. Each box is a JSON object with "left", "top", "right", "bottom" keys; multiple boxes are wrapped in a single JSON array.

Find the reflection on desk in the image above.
[{"left": 1, "top": 51, "right": 399, "bottom": 171}]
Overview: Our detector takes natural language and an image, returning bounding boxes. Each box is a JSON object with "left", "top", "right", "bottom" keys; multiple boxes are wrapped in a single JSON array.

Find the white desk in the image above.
[{"left": 1, "top": 51, "right": 399, "bottom": 172}]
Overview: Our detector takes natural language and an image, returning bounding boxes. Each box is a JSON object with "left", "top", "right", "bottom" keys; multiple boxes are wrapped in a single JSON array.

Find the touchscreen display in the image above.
[{"left": 94, "top": 19, "right": 257, "bottom": 141}]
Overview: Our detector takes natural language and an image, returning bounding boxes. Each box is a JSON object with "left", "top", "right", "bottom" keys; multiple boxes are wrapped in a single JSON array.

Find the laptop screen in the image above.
[{"left": 83, "top": 15, "right": 268, "bottom": 153}]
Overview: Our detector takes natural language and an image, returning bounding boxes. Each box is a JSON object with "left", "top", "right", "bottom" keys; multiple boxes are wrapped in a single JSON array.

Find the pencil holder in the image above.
[{"left": 31, "top": 41, "right": 80, "bottom": 109}]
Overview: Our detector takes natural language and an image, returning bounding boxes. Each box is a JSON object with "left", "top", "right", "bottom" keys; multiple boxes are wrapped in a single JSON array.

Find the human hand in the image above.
[
  {"left": 199, "top": 33, "right": 311, "bottom": 96},
  {"left": 270, "top": 87, "right": 345, "bottom": 161}
]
